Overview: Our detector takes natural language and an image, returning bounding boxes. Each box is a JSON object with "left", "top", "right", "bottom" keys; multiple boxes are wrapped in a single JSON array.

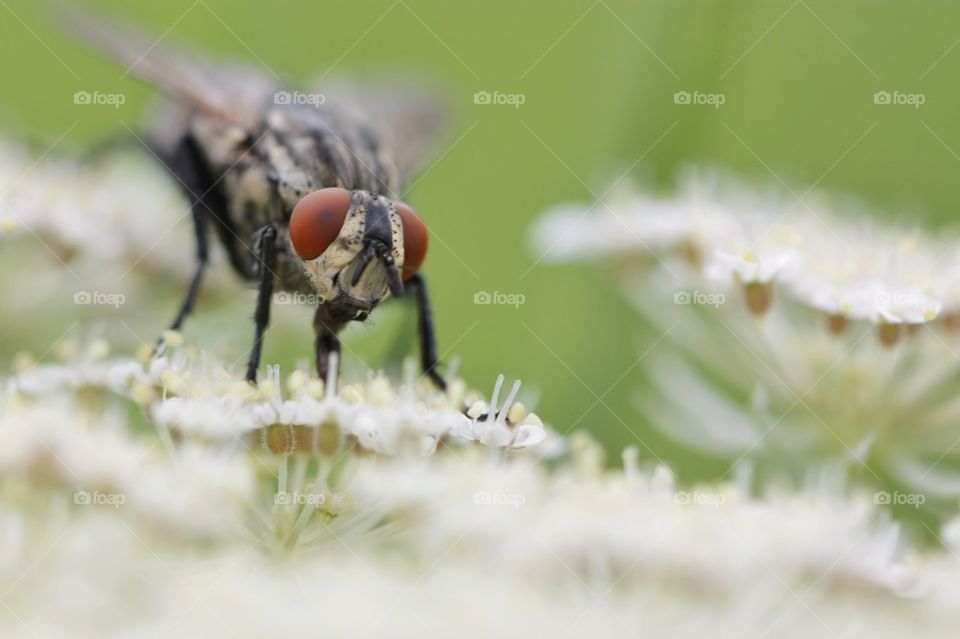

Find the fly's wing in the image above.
[
  {"left": 60, "top": 7, "right": 279, "bottom": 132},
  {"left": 312, "top": 77, "right": 449, "bottom": 186},
  {"left": 62, "top": 8, "right": 449, "bottom": 185}
]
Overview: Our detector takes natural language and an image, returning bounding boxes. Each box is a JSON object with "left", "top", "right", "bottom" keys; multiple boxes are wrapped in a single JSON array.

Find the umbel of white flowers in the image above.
[
  {"left": 532, "top": 171, "right": 948, "bottom": 335},
  {"left": 3, "top": 339, "right": 960, "bottom": 638},
  {"left": 532, "top": 171, "right": 960, "bottom": 504}
]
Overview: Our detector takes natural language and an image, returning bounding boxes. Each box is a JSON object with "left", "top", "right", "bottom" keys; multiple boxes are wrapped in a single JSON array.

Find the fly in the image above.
[{"left": 66, "top": 11, "right": 447, "bottom": 388}]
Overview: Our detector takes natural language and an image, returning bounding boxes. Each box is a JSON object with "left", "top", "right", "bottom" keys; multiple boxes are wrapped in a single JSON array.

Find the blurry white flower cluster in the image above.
[
  {"left": 532, "top": 171, "right": 952, "bottom": 328},
  {"left": 4, "top": 341, "right": 960, "bottom": 637},
  {"left": 0, "top": 141, "right": 190, "bottom": 274},
  {"left": 0, "top": 141, "right": 222, "bottom": 344},
  {"left": 532, "top": 172, "right": 960, "bottom": 503}
]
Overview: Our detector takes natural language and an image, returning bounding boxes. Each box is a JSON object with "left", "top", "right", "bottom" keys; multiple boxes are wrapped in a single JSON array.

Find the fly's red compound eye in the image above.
[
  {"left": 289, "top": 188, "right": 352, "bottom": 260},
  {"left": 396, "top": 202, "right": 428, "bottom": 280}
]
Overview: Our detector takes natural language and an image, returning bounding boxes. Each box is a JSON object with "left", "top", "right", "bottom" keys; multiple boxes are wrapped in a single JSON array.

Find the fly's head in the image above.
[{"left": 288, "top": 188, "right": 428, "bottom": 319}]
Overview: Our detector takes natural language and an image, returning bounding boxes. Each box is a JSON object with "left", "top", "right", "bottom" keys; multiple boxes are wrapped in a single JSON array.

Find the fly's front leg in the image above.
[
  {"left": 406, "top": 274, "right": 446, "bottom": 390},
  {"left": 245, "top": 226, "right": 277, "bottom": 384}
]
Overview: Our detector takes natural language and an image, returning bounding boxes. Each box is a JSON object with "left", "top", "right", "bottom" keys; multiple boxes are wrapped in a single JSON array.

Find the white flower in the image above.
[
  {"left": 710, "top": 248, "right": 798, "bottom": 285},
  {"left": 455, "top": 375, "right": 547, "bottom": 449},
  {"left": 534, "top": 170, "right": 954, "bottom": 326}
]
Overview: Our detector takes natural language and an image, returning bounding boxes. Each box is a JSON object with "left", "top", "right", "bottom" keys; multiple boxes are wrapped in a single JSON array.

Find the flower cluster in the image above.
[
  {"left": 3, "top": 344, "right": 960, "bottom": 637},
  {"left": 532, "top": 171, "right": 951, "bottom": 329},
  {"left": 5, "top": 145, "right": 960, "bottom": 637},
  {"left": 0, "top": 141, "right": 189, "bottom": 274},
  {"left": 0, "top": 340, "right": 958, "bottom": 638},
  {"left": 532, "top": 172, "right": 960, "bottom": 505},
  {"left": 10, "top": 342, "right": 550, "bottom": 459}
]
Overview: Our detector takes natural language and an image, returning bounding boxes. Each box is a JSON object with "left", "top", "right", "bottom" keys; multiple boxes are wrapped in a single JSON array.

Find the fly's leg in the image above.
[
  {"left": 405, "top": 274, "right": 446, "bottom": 390},
  {"left": 154, "top": 136, "right": 213, "bottom": 354},
  {"left": 313, "top": 306, "right": 344, "bottom": 386},
  {"left": 167, "top": 208, "right": 209, "bottom": 334},
  {"left": 245, "top": 226, "right": 277, "bottom": 384}
]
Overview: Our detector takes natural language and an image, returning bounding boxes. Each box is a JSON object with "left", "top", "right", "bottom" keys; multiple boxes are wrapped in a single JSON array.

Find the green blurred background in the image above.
[{"left": 2, "top": 0, "right": 960, "bottom": 470}]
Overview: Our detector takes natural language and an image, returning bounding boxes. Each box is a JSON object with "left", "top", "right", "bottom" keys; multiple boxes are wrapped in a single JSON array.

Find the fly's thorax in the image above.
[
  {"left": 235, "top": 167, "right": 273, "bottom": 211},
  {"left": 189, "top": 115, "right": 251, "bottom": 168},
  {"left": 260, "top": 122, "right": 316, "bottom": 197}
]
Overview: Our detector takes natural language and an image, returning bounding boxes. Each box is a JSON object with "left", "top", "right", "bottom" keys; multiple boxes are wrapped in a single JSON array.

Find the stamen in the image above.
[
  {"left": 326, "top": 351, "right": 339, "bottom": 399},
  {"left": 488, "top": 375, "right": 504, "bottom": 419},
  {"left": 497, "top": 380, "right": 522, "bottom": 425}
]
